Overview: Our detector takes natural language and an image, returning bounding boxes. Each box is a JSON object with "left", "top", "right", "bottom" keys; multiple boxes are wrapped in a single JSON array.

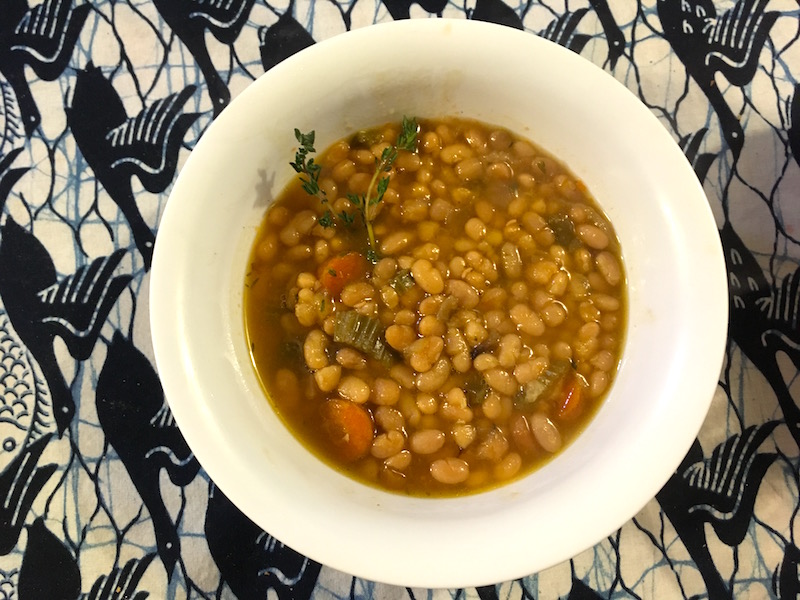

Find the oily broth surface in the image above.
[{"left": 244, "top": 117, "right": 626, "bottom": 497}]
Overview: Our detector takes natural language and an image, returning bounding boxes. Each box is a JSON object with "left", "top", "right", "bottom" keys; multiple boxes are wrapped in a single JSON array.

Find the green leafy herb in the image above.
[
  {"left": 290, "top": 129, "right": 336, "bottom": 227},
  {"left": 292, "top": 117, "right": 419, "bottom": 261}
]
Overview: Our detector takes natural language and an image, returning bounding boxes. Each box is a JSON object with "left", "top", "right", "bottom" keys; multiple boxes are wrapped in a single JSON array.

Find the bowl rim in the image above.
[{"left": 150, "top": 17, "right": 728, "bottom": 588}]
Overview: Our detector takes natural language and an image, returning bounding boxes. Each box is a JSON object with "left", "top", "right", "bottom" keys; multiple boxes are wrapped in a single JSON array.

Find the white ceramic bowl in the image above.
[{"left": 150, "top": 18, "right": 727, "bottom": 588}]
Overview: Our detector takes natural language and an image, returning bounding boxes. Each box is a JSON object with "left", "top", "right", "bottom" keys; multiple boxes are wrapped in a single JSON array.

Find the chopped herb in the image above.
[
  {"left": 328, "top": 268, "right": 337, "bottom": 276},
  {"left": 333, "top": 310, "right": 394, "bottom": 366},
  {"left": 516, "top": 359, "right": 572, "bottom": 406},
  {"left": 389, "top": 268, "right": 415, "bottom": 293}
]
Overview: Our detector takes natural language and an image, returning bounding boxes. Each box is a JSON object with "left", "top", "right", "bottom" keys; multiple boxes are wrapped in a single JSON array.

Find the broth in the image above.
[{"left": 244, "top": 117, "right": 626, "bottom": 496}]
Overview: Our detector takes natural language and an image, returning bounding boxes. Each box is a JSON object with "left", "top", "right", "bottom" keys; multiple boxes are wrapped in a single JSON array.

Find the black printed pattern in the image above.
[{"left": 0, "top": 0, "right": 797, "bottom": 598}]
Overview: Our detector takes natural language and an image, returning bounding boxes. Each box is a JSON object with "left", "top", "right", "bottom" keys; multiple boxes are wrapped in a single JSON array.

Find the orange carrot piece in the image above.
[
  {"left": 319, "top": 252, "right": 367, "bottom": 298},
  {"left": 556, "top": 375, "right": 584, "bottom": 422},
  {"left": 321, "top": 399, "right": 374, "bottom": 461}
]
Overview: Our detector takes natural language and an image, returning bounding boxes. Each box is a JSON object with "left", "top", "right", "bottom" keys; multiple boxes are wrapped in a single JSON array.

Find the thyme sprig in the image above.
[
  {"left": 289, "top": 129, "right": 339, "bottom": 227},
  {"left": 290, "top": 117, "right": 419, "bottom": 262},
  {"left": 347, "top": 116, "right": 418, "bottom": 262}
]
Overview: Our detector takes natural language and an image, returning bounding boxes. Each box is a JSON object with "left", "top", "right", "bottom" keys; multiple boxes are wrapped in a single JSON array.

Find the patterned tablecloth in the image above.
[{"left": 0, "top": 0, "right": 798, "bottom": 598}]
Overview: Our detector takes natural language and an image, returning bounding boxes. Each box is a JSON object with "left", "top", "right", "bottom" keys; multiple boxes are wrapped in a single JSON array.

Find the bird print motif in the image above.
[
  {"left": 381, "top": 0, "right": 449, "bottom": 20},
  {"left": 17, "top": 517, "right": 81, "bottom": 599},
  {"left": 0, "top": 0, "right": 90, "bottom": 137},
  {"left": 657, "top": 0, "right": 779, "bottom": 159},
  {"left": 66, "top": 64, "right": 200, "bottom": 270},
  {"left": 722, "top": 220, "right": 800, "bottom": 450},
  {"left": 83, "top": 554, "right": 155, "bottom": 600},
  {"left": 469, "top": 0, "right": 524, "bottom": 30},
  {"left": 538, "top": 9, "right": 592, "bottom": 54},
  {"left": 205, "top": 482, "right": 322, "bottom": 599},
  {"left": 774, "top": 543, "right": 800, "bottom": 598},
  {"left": 657, "top": 422, "right": 779, "bottom": 599},
  {"left": 0, "top": 434, "right": 56, "bottom": 556},
  {"left": 152, "top": 0, "right": 256, "bottom": 117},
  {"left": 0, "top": 309, "right": 55, "bottom": 477},
  {"left": 0, "top": 217, "right": 132, "bottom": 435},
  {"left": 0, "top": 81, "right": 25, "bottom": 157},
  {"left": 0, "top": 148, "right": 27, "bottom": 218},
  {"left": 678, "top": 127, "right": 717, "bottom": 184},
  {"left": 95, "top": 332, "right": 201, "bottom": 578},
  {"left": 588, "top": 0, "right": 625, "bottom": 69},
  {"left": 258, "top": 11, "right": 315, "bottom": 73}
]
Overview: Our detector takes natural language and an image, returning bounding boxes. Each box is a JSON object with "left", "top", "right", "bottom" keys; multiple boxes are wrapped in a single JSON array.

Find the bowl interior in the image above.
[{"left": 150, "top": 19, "right": 727, "bottom": 588}]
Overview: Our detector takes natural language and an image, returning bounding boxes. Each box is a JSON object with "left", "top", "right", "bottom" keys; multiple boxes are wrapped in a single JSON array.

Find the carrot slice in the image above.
[
  {"left": 319, "top": 252, "right": 368, "bottom": 298},
  {"left": 556, "top": 375, "right": 584, "bottom": 421},
  {"left": 320, "top": 399, "right": 374, "bottom": 461}
]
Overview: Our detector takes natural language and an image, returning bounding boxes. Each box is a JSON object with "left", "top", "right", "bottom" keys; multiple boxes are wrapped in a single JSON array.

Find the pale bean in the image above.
[
  {"left": 416, "top": 358, "right": 451, "bottom": 392},
  {"left": 452, "top": 423, "right": 477, "bottom": 449},
  {"left": 590, "top": 370, "right": 610, "bottom": 397},
  {"left": 296, "top": 272, "right": 316, "bottom": 289},
  {"left": 406, "top": 336, "right": 444, "bottom": 372},
  {"left": 390, "top": 364, "right": 415, "bottom": 389},
  {"left": 497, "top": 334, "right": 522, "bottom": 368},
  {"left": 372, "top": 377, "right": 401, "bottom": 406},
  {"left": 552, "top": 341, "right": 573, "bottom": 361},
  {"left": 548, "top": 270, "right": 570, "bottom": 297},
  {"left": 421, "top": 131, "right": 441, "bottom": 153},
  {"left": 593, "top": 293, "right": 621, "bottom": 312},
  {"left": 576, "top": 224, "right": 609, "bottom": 249},
  {"left": 430, "top": 458, "right": 470, "bottom": 484},
  {"left": 447, "top": 279, "right": 480, "bottom": 309},
  {"left": 579, "top": 321, "right": 601, "bottom": 340},
  {"left": 371, "top": 430, "right": 405, "bottom": 459},
  {"left": 456, "top": 157, "right": 484, "bottom": 181},
  {"left": 303, "top": 329, "right": 328, "bottom": 370},
  {"left": 590, "top": 350, "right": 615, "bottom": 372},
  {"left": 411, "top": 259, "right": 445, "bottom": 294},
  {"left": 413, "top": 242, "right": 441, "bottom": 262},
  {"left": 487, "top": 161, "right": 513, "bottom": 180},
  {"left": 440, "top": 144, "right": 473, "bottom": 164},
  {"left": 340, "top": 282, "right": 374, "bottom": 307},
  {"left": 540, "top": 301, "right": 567, "bottom": 327},
  {"left": 374, "top": 406, "right": 405, "bottom": 431},
  {"left": 494, "top": 452, "right": 522, "bottom": 480},
  {"left": 380, "top": 285, "right": 399, "bottom": 309},
  {"left": 331, "top": 159, "right": 356, "bottom": 182},
  {"left": 338, "top": 375, "right": 370, "bottom": 404},
  {"left": 463, "top": 319, "right": 489, "bottom": 346},
  {"left": 484, "top": 367, "right": 518, "bottom": 396},
  {"left": 416, "top": 393, "right": 438, "bottom": 415},
  {"left": 529, "top": 260, "right": 558, "bottom": 284},
  {"left": 381, "top": 231, "right": 413, "bottom": 255},
  {"left": 514, "top": 357, "right": 547, "bottom": 384},
  {"left": 418, "top": 315, "right": 446, "bottom": 337},
  {"left": 596, "top": 251, "right": 622, "bottom": 286},
  {"left": 335, "top": 348, "right": 366, "bottom": 370},
  {"left": 314, "top": 365, "right": 341, "bottom": 392},
  {"left": 452, "top": 351, "right": 472, "bottom": 373},
  {"left": 385, "top": 450, "right": 412, "bottom": 471},
  {"left": 410, "top": 429, "right": 446, "bottom": 454},
  {"left": 385, "top": 324, "right": 417, "bottom": 351},
  {"left": 476, "top": 427, "right": 509, "bottom": 462},
  {"left": 394, "top": 308, "right": 417, "bottom": 326},
  {"left": 464, "top": 217, "right": 487, "bottom": 241},
  {"left": 439, "top": 403, "right": 473, "bottom": 422},
  {"left": 481, "top": 391, "right": 502, "bottom": 420},
  {"left": 501, "top": 242, "right": 522, "bottom": 279},
  {"left": 521, "top": 211, "right": 547, "bottom": 233},
  {"left": 529, "top": 413, "right": 562, "bottom": 453},
  {"left": 510, "top": 304, "right": 545, "bottom": 336},
  {"left": 474, "top": 353, "right": 499, "bottom": 371}
]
